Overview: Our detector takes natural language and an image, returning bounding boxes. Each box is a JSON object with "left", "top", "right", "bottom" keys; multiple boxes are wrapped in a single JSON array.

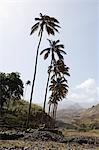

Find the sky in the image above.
[{"left": 0, "top": 0, "right": 99, "bottom": 107}]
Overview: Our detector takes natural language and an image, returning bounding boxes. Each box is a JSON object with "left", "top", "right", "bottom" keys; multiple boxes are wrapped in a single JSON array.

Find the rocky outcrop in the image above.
[
  {"left": 0, "top": 131, "right": 24, "bottom": 140},
  {"left": 0, "top": 129, "right": 99, "bottom": 146}
]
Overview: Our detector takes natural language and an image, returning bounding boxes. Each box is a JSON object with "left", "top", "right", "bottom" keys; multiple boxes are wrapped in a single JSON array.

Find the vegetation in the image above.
[
  {"left": 40, "top": 39, "right": 68, "bottom": 112},
  {"left": 27, "top": 13, "right": 60, "bottom": 127},
  {"left": 1, "top": 13, "right": 98, "bottom": 149},
  {"left": 0, "top": 72, "right": 24, "bottom": 116},
  {"left": 0, "top": 98, "right": 54, "bottom": 128},
  {"left": 74, "top": 104, "right": 99, "bottom": 130}
]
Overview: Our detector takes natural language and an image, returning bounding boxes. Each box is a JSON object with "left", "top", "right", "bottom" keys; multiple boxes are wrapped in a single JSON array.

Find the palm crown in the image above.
[
  {"left": 48, "top": 59, "right": 70, "bottom": 79},
  {"left": 49, "top": 77, "right": 68, "bottom": 100},
  {"left": 26, "top": 80, "right": 31, "bottom": 85},
  {"left": 40, "top": 39, "right": 66, "bottom": 61},
  {"left": 30, "top": 13, "right": 60, "bottom": 36}
]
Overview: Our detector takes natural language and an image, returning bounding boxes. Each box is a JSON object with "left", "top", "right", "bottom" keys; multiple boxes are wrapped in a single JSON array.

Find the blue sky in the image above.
[{"left": 0, "top": 0, "right": 98, "bottom": 106}]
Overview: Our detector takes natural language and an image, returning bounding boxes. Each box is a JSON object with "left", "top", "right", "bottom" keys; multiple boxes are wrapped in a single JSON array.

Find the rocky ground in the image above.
[{"left": 0, "top": 129, "right": 99, "bottom": 149}]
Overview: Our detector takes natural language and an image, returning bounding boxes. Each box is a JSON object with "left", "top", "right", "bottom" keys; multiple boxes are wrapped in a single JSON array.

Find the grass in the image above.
[
  {"left": 1, "top": 99, "right": 54, "bottom": 129},
  {"left": 0, "top": 140, "right": 99, "bottom": 150},
  {"left": 59, "top": 128, "right": 99, "bottom": 137}
]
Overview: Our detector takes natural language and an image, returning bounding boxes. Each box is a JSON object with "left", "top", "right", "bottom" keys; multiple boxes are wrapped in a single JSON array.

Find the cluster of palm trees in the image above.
[{"left": 27, "top": 13, "right": 70, "bottom": 127}]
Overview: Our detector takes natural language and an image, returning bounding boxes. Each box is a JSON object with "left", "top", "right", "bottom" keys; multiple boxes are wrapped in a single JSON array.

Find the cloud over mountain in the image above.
[{"left": 68, "top": 78, "right": 98, "bottom": 105}]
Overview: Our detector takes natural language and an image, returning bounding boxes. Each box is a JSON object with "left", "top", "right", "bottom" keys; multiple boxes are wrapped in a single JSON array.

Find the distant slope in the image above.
[
  {"left": 74, "top": 104, "right": 99, "bottom": 129},
  {"left": 56, "top": 103, "right": 99, "bottom": 129},
  {"left": 56, "top": 103, "right": 84, "bottom": 125}
]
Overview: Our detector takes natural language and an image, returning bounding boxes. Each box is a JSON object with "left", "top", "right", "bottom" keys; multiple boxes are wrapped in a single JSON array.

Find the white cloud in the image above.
[
  {"left": 76, "top": 78, "right": 96, "bottom": 93},
  {"left": 68, "top": 78, "right": 98, "bottom": 104}
]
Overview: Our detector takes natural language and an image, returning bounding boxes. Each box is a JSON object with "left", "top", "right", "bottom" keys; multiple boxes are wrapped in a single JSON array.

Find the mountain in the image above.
[
  {"left": 74, "top": 104, "right": 99, "bottom": 129},
  {"left": 56, "top": 103, "right": 99, "bottom": 129},
  {"left": 56, "top": 103, "right": 84, "bottom": 127}
]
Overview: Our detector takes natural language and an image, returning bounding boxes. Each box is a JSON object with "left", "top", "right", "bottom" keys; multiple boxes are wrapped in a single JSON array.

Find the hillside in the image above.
[
  {"left": 56, "top": 103, "right": 84, "bottom": 129},
  {"left": 74, "top": 104, "right": 99, "bottom": 129},
  {"left": 0, "top": 99, "right": 54, "bottom": 129},
  {"left": 56, "top": 103, "right": 84, "bottom": 124},
  {"left": 56, "top": 103, "right": 99, "bottom": 129}
]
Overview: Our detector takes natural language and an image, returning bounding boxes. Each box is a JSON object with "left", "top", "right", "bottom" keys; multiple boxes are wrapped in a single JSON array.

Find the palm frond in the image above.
[
  {"left": 50, "top": 26, "right": 59, "bottom": 33},
  {"left": 46, "top": 25, "right": 55, "bottom": 35},
  {"left": 59, "top": 49, "right": 67, "bottom": 55},
  {"left": 35, "top": 18, "right": 42, "bottom": 21},
  {"left": 56, "top": 44, "right": 64, "bottom": 49},
  {"left": 64, "top": 72, "right": 70, "bottom": 76},
  {"left": 40, "top": 48, "right": 50, "bottom": 55},
  {"left": 50, "top": 17, "right": 59, "bottom": 23},
  {"left": 55, "top": 40, "right": 60, "bottom": 44},
  {"left": 40, "top": 13, "right": 43, "bottom": 17},
  {"left": 30, "top": 22, "right": 39, "bottom": 35},
  {"left": 57, "top": 52, "right": 63, "bottom": 59},
  {"left": 47, "top": 39, "right": 52, "bottom": 45},
  {"left": 48, "top": 22, "right": 60, "bottom": 28},
  {"left": 44, "top": 52, "right": 50, "bottom": 60}
]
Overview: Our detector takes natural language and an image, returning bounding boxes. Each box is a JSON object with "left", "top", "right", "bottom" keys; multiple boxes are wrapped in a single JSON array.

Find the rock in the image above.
[
  {"left": 24, "top": 130, "right": 66, "bottom": 143},
  {"left": 0, "top": 131, "right": 24, "bottom": 140}
]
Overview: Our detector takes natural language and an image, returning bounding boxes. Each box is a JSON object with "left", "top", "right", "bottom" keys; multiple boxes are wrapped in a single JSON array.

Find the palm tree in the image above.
[
  {"left": 49, "top": 77, "right": 68, "bottom": 99},
  {"left": 49, "top": 77, "right": 69, "bottom": 119},
  {"left": 24, "top": 80, "right": 31, "bottom": 99},
  {"left": 49, "top": 59, "right": 70, "bottom": 80},
  {"left": 40, "top": 39, "right": 66, "bottom": 111},
  {"left": 48, "top": 93, "right": 59, "bottom": 119},
  {"left": 27, "top": 13, "right": 60, "bottom": 128}
]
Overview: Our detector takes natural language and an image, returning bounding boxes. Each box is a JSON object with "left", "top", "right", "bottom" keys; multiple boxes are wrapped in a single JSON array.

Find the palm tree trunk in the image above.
[
  {"left": 43, "top": 60, "right": 53, "bottom": 112},
  {"left": 54, "top": 104, "right": 58, "bottom": 120},
  {"left": 43, "top": 73, "right": 50, "bottom": 112},
  {"left": 26, "top": 30, "right": 43, "bottom": 128},
  {"left": 52, "top": 104, "right": 55, "bottom": 119},
  {"left": 0, "top": 100, "right": 3, "bottom": 117},
  {"left": 48, "top": 103, "right": 51, "bottom": 115}
]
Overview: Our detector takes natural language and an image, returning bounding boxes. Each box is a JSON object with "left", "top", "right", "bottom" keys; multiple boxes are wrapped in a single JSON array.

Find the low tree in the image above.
[
  {"left": 0, "top": 73, "right": 9, "bottom": 115},
  {"left": 0, "top": 72, "right": 24, "bottom": 116},
  {"left": 7, "top": 72, "right": 24, "bottom": 100}
]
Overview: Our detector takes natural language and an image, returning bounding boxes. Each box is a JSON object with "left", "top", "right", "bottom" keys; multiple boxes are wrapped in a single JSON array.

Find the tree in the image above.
[
  {"left": 7, "top": 72, "right": 24, "bottom": 100},
  {"left": 27, "top": 13, "right": 60, "bottom": 127},
  {"left": 0, "top": 73, "right": 9, "bottom": 115},
  {"left": 49, "top": 77, "right": 69, "bottom": 119},
  {"left": 0, "top": 72, "right": 24, "bottom": 116},
  {"left": 49, "top": 59, "right": 70, "bottom": 80},
  {"left": 48, "top": 94, "right": 59, "bottom": 119},
  {"left": 40, "top": 39, "right": 66, "bottom": 111},
  {"left": 24, "top": 80, "right": 31, "bottom": 99}
]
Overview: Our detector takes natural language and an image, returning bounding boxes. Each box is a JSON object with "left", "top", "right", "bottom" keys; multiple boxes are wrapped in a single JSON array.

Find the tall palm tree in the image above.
[
  {"left": 27, "top": 13, "right": 60, "bottom": 128},
  {"left": 40, "top": 39, "right": 66, "bottom": 111}
]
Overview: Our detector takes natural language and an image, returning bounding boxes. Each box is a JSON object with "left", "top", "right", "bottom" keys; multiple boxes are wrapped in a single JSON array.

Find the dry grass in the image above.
[
  {"left": 0, "top": 140, "right": 67, "bottom": 149},
  {"left": 59, "top": 129, "right": 99, "bottom": 137},
  {"left": 0, "top": 129, "right": 99, "bottom": 149},
  {"left": 0, "top": 139, "right": 99, "bottom": 150}
]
